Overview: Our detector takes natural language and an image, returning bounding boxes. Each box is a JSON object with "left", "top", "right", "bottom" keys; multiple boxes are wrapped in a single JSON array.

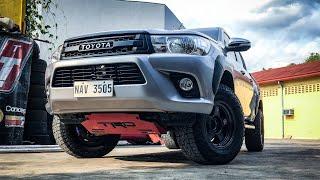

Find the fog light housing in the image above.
[
  {"left": 179, "top": 78, "right": 193, "bottom": 91},
  {"left": 168, "top": 72, "right": 200, "bottom": 98}
]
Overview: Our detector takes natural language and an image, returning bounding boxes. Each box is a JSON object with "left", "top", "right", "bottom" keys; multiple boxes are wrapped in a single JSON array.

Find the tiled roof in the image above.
[{"left": 252, "top": 61, "right": 320, "bottom": 85}]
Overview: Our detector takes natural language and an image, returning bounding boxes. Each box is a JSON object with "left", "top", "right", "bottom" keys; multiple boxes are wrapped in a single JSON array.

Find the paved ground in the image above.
[{"left": 0, "top": 139, "right": 319, "bottom": 179}]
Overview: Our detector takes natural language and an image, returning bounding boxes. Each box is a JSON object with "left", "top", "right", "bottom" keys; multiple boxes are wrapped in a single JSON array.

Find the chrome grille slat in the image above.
[
  {"left": 118, "top": 68, "right": 140, "bottom": 72},
  {"left": 52, "top": 63, "right": 145, "bottom": 87},
  {"left": 117, "top": 72, "right": 141, "bottom": 76},
  {"left": 118, "top": 76, "right": 142, "bottom": 79}
]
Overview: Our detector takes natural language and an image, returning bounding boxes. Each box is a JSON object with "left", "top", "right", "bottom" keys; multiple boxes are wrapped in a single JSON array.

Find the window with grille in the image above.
[
  {"left": 285, "top": 83, "right": 320, "bottom": 95},
  {"left": 261, "top": 88, "right": 278, "bottom": 97}
]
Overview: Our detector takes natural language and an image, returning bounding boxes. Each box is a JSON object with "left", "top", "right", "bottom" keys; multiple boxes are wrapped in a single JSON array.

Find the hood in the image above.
[{"left": 65, "top": 29, "right": 216, "bottom": 42}]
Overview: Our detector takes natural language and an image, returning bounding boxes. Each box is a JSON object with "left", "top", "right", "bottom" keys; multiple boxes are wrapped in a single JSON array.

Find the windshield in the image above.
[{"left": 193, "top": 28, "right": 219, "bottom": 41}]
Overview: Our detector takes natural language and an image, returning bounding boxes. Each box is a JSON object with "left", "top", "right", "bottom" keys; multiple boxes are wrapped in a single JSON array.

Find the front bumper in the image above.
[{"left": 46, "top": 54, "right": 215, "bottom": 114}]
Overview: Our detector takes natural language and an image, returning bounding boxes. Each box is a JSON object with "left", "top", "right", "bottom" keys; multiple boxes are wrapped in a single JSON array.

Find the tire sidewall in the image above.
[
  {"left": 244, "top": 109, "right": 264, "bottom": 152},
  {"left": 66, "top": 124, "right": 116, "bottom": 151},
  {"left": 255, "top": 110, "right": 264, "bottom": 147},
  {"left": 193, "top": 85, "right": 244, "bottom": 163},
  {"left": 53, "top": 116, "right": 120, "bottom": 158}
]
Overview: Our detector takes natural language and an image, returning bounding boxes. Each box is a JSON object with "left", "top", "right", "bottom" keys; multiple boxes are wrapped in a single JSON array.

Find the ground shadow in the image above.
[{"left": 112, "top": 150, "right": 192, "bottom": 164}]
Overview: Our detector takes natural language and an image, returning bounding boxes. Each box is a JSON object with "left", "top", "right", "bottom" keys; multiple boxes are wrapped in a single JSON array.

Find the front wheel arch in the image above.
[
  {"left": 219, "top": 71, "right": 234, "bottom": 92},
  {"left": 212, "top": 57, "right": 235, "bottom": 95}
]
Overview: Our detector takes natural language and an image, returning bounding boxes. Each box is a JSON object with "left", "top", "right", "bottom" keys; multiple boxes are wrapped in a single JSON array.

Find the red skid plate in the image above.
[{"left": 81, "top": 113, "right": 163, "bottom": 136}]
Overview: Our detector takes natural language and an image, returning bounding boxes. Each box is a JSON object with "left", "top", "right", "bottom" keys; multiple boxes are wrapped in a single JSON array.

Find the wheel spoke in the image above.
[
  {"left": 208, "top": 103, "right": 235, "bottom": 146},
  {"left": 222, "top": 119, "right": 228, "bottom": 127},
  {"left": 216, "top": 133, "right": 224, "bottom": 142},
  {"left": 207, "top": 131, "right": 215, "bottom": 142},
  {"left": 213, "top": 106, "right": 220, "bottom": 118},
  {"left": 210, "top": 136, "right": 215, "bottom": 142}
]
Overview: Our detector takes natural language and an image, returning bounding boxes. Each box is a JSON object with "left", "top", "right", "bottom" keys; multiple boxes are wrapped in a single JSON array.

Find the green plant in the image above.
[
  {"left": 305, "top": 52, "right": 320, "bottom": 63},
  {"left": 25, "top": 0, "right": 58, "bottom": 48}
]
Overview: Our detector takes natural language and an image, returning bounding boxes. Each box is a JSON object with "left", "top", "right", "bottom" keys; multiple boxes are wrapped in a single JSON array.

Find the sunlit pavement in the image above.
[{"left": 0, "top": 139, "right": 319, "bottom": 179}]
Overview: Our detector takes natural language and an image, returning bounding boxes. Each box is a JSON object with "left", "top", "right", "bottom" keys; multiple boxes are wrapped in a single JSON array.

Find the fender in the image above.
[
  {"left": 212, "top": 56, "right": 234, "bottom": 95},
  {"left": 212, "top": 56, "right": 224, "bottom": 95}
]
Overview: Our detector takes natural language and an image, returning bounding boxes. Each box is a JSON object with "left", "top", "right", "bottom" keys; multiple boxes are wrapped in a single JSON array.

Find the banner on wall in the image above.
[{"left": 0, "top": 32, "right": 34, "bottom": 145}]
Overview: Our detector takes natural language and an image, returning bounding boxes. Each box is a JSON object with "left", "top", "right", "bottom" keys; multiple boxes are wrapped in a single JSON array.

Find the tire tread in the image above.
[{"left": 245, "top": 110, "right": 264, "bottom": 152}]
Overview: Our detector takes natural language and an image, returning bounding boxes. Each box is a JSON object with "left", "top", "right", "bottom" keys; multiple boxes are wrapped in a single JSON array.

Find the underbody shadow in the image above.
[{"left": 112, "top": 150, "right": 192, "bottom": 164}]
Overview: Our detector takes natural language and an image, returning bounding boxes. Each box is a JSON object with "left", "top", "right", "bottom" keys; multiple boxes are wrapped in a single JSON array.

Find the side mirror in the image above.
[{"left": 226, "top": 38, "right": 251, "bottom": 52}]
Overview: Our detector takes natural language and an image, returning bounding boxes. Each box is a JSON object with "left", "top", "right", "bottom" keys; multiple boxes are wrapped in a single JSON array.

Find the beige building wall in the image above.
[{"left": 261, "top": 77, "right": 320, "bottom": 139}]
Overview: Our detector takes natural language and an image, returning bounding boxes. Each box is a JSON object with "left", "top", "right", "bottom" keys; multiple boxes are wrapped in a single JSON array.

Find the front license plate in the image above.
[{"left": 74, "top": 80, "right": 113, "bottom": 97}]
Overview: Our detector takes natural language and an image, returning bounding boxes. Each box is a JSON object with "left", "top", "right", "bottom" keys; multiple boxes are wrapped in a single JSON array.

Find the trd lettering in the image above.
[{"left": 97, "top": 122, "right": 136, "bottom": 128}]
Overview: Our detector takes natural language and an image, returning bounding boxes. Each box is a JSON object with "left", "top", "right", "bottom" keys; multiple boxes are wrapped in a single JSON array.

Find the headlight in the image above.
[
  {"left": 151, "top": 35, "right": 211, "bottom": 56},
  {"left": 51, "top": 45, "right": 63, "bottom": 63}
]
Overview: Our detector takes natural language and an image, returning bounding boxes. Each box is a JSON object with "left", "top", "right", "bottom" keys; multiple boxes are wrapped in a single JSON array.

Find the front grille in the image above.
[
  {"left": 52, "top": 63, "right": 146, "bottom": 87},
  {"left": 61, "top": 34, "right": 150, "bottom": 59}
]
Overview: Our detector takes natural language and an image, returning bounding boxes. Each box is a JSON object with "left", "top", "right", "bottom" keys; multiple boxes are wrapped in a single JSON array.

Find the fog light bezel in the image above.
[{"left": 169, "top": 72, "right": 200, "bottom": 98}]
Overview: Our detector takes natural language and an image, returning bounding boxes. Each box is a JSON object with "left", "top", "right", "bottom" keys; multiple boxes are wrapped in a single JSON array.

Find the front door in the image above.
[{"left": 233, "top": 52, "right": 255, "bottom": 118}]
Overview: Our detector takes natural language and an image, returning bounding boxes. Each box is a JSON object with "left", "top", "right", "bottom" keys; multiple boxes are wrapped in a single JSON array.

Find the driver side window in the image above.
[{"left": 235, "top": 52, "right": 247, "bottom": 70}]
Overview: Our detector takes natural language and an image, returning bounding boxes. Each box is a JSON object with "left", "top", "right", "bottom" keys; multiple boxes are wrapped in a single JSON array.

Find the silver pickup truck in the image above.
[{"left": 46, "top": 27, "right": 264, "bottom": 165}]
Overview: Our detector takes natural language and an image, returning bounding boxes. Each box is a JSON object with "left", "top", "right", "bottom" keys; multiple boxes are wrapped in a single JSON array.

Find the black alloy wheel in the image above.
[{"left": 206, "top": 102, "right": 236, "bottom": 149}]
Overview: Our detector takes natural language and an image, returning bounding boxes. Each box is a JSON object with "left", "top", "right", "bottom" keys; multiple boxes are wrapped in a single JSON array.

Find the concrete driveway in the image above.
[{"left": 0, "top": 139, "right": 319, "bottom": 179}]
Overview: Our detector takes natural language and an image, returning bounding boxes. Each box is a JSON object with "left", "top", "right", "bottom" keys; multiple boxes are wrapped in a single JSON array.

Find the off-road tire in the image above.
[
  {"left": 30, "top": 72, "right": 45, "bottom": 85},
  {"left": 161, "top": 131, "right": 179, "bottom": 149},
  {"left": 28, "top": 135, "right": 52, "bottom": 145},
  {"left": 24, "top": 122, "right": 48, "bottom": 134},
  {"left": 31, "top": 59, "right": 47, "bottom": 73},
  {"left": 27, "top": 98, "right": 46, "bottom": 110},
  {"left": 25, "top": 110, "right": 48, "bottom": 122},
  {"left": 245, "top": 110, "right": 264, "bottom": 152},
  {"left": 47, "top": 115, "right": 55, "bottom": 144},
  {"left": 175, "top": 85, "right": 244, "bottom": 164},
  {"left": 53, "top": 116, "right": 120, "bottom": 158},
  {"left": 24, "top": 110, "right": 56, "bottom": 145},
  {"left": 28, "top": 85, "right": 46, "bottom": 98}
]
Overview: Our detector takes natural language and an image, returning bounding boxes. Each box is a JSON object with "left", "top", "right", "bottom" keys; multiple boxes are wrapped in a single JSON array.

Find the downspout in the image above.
[{"left": 278, "top": 81, "right": 284, "bottom": 139}]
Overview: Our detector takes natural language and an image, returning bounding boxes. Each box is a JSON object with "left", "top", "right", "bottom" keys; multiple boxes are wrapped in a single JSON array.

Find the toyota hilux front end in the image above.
[
  {"left": 46, "top": 30, "right": 218, "bottom": 114},
  {"left": 47, "top": 28, "right": 264, "bottom": 165}
]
